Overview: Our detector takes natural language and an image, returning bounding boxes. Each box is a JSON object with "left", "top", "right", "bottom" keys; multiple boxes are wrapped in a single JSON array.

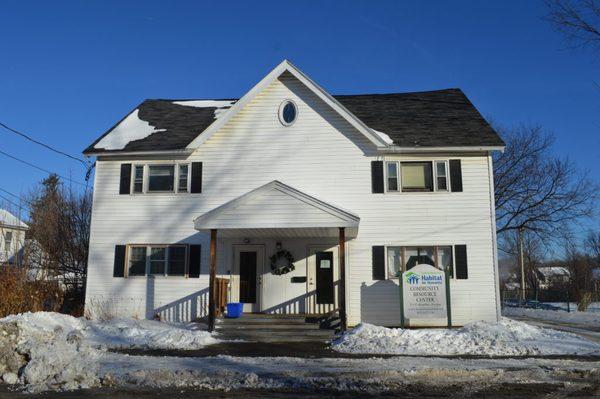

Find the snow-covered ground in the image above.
[
  {"left": 0, "top": 312, "right": 217, "bottom": 392},
  {"left": 332, "top": 318, "right": 600, "bottom": 356},
  {"left": 503, "top": 306, "right": 600, "bottom": 328},
  {"left": 1, "top": 312, "right": 599, "bottom": 394}
]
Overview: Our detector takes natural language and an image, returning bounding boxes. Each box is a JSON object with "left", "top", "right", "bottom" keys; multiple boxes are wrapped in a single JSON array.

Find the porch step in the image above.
[{"left": 214, "top": 313, "right": 340, "bottom": 343}]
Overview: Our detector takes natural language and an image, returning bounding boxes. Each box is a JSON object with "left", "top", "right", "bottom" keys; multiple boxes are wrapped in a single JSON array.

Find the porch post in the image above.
[
  {"left": 338, "top": 227, "right": 347, "bottom": 331},
  {"left": 208, "top": 229, "right": 217, "bottom": 332}
]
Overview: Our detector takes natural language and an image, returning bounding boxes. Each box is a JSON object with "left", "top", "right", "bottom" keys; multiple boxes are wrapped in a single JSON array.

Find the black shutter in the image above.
[
  {"left": 372, "top": 245, "right": 385, "bottom": 280},
  {"left": 113, "top": 245, "right": 126, "bottom": 277},
  {"left": 119, "top": 164, "right": 132, "bottom": 195},
  {"left": 188, "top": 245, "right": 201, "bottom": 277},
  {"left": 190, "top": 162, "right": 202, "bottom": 193},
  {"left": 455, "top": 245, "right": 468, "bottom": 279},
  {"left": 371, "top": 161, "right": 384, "bottom": 193},
  {"left": 449, "top": 160, "right": 463, "bottom": 192}
]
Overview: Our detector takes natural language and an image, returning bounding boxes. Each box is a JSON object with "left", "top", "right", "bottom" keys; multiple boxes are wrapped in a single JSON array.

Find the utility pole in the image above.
[{"left": 519, "top": 227, "right": 526, "bottom": 302}]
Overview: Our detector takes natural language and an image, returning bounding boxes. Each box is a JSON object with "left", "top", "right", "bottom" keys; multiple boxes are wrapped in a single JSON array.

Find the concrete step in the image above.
[
  {"left": 216, "top": 323, "right": 321, "bottom": 330},
  {"left": 217, "top": 330, "right": 336, "bottom": 343},
  {"left": 217, "top": 328, "right": 336, "bottom": 337}
]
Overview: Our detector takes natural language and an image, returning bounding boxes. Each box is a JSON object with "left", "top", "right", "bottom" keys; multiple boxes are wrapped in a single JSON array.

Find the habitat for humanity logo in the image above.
[{"left": 405, "top": 271, "right": 420, "bottom": 284}]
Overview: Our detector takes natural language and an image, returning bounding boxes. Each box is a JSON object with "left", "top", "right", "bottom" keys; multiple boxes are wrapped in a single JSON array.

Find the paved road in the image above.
[{"left": 510, "top": 315, "right": 600, "bottom": 343}]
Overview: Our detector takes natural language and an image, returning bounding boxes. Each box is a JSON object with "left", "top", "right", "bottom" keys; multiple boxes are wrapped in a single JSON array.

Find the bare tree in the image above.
[
  {"left": 585, "top": 231, "right": 600, "bottom": 262},
  {"left": 493, "top": 125, "right": 597, "bottom": 247},
  {"left": 546, "top": 0, "right": 600, "bottom": 51},
  {"left": 27, "top": 175, "right": 92, "bottom": 300}
]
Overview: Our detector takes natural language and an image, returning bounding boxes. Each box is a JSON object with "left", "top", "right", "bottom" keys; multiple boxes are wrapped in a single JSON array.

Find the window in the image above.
[
  {"left": 148, "top": 165, "right": 175, "bottom": 192},
  {"left": 168, "top": 246, "right": 186, "bottom": 275},
  {"left": 405, "top": 246, "right": 435, "bottom": 270},
  {"left": 401, "top": 162, "right": 433, "bottom": 192},
  {"left": 127, "top": 245, "right": 188, "bottom": 277},
  {"left": 149, "top": 247, "right": 166, "bottom": 275},
  {"left": 133, "top": 165, "right": 144, "bottom": 193},
  {"left": 4, "top": 231, "right": 12, "bottom": 252},
  {"left": 128, "top": 246, "right": 147, "bottom": 276},
  {"left": 279, "top": 100, "right": 297, "bottom": 126},
  {"left": 386, "top": 245, "right": 454, "bottom": 278},
  {"left": 177, "top": 164, "right": 189, "bottom": 193},
  {"left": 386, "top": 162, "right": 399, "bottom": 192},
  {"left": 435, "top": 161, "right": 448, "bottom": 191}
]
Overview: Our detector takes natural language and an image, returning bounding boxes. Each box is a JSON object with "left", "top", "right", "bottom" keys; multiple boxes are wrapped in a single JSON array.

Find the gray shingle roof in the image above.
[{"left": 83, "top": 88, "right": 503, "bottom": 154}]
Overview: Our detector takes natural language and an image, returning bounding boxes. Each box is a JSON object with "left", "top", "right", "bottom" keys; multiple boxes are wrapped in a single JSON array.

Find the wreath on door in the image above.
[{"left": 270, "top": 249, "right": 295, "bottom": 275}]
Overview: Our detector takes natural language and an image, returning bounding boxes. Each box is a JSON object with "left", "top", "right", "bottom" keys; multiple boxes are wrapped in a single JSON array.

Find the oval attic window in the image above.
[{"left": 279, "top": 100, "right": 297, "bottom": 126}]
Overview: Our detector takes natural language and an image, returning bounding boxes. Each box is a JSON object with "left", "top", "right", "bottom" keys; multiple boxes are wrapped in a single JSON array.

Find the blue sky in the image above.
[{"left": 0, "top": 1, "right": 598, "bottom": 225}]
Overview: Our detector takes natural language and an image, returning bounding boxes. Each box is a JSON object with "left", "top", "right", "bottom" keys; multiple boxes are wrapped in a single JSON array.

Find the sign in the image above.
[{"left": 401, "top": 264, "right": 447, "bottom": 320}]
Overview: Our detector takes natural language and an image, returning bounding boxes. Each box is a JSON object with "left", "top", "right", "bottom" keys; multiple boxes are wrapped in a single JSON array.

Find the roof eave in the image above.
[
  {"left": 83, "top": 149, "right": 194, "bottom": 158},
  {"left": 379, "top": 145, "right": 505, "bottom": 153}
]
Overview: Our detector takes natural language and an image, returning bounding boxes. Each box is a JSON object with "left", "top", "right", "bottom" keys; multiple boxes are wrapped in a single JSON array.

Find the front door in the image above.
[
  {"left": 315, "top": 251, "right": 334, "bottom": 304},
  {"left": 307, "top": 245, "right": 338, "bottom": 314},
  {"left": 233, "top": 245, "right": 263, "bottom": 313}
]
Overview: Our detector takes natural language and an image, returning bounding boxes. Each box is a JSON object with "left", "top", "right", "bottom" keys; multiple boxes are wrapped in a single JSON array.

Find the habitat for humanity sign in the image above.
[{"left": 402, "top": 264, "right": 447, "bottom": 320}]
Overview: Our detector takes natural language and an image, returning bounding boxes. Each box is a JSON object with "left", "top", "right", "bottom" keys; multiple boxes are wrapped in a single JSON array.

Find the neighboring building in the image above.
[
  {"left": 0, "top": 209, "right": 28, "bottom": 265},
  {"left": 534, "top": 267, "right": 570, "bottom": 290},
  {"left": 83, "top": 60, "right": 504, "bottom": 328}
]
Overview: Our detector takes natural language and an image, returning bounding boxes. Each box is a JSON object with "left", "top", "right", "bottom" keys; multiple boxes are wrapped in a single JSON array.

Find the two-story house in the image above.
[{"left": 83, "top": 60, "right": 504, "bottom": 330}]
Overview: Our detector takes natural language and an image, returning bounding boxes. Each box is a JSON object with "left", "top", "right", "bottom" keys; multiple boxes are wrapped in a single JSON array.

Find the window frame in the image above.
[
  {"left": 278, "top": 99, "right": 298, "bottom": 126},
  {"left": 125, "top": 244, "right": 189, "bottom": 277},
  {"left": 4, "top": 231, "right": 13, "bottom": 253},
  {"left": 385, "top": 244, "right": 455, "bottom": 279},
  {"left": 131, "top": 164, "right": 145, "bottom": 194},
  {"left": 400, "top": 161, "right": 433, "bottom": 192},
  {"left": 385, "top": 161, "right": 400, "bottom": 192},
  {"left": 129, "top": 163, "right": 191, "bottom": 195},
  {"left": 176, "top": 163, "right": 190, "bottom": 193},
  {"left": 384, "top": 159, "right": 453, "bottom": 193},
  {"left": 434, "top": 160, "right": 449, "bottom": 192}
]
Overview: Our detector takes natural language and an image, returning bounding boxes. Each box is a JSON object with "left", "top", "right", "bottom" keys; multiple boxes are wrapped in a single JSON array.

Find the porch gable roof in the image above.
[{"left": 193, "top": 181, "right": 359, "bottom": 234}]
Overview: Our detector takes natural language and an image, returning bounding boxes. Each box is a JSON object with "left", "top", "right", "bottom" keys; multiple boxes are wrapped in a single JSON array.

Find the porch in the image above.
[{"left": 193, "top": 181, "right": 360, "bottom": 332}]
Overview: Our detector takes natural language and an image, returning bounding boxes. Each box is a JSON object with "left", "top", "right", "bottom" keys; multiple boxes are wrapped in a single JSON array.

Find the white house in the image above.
[
  {"left": 83, "top": 60, "right": 504, "bottom": 330},
  {"left": 0, "top": 209, "right": 28, "bottom": 265}
]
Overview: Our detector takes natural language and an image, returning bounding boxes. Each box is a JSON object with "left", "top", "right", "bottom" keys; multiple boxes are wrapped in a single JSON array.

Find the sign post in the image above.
[{"left": 400, "top": 264, "right": 450, "bottom": 326}]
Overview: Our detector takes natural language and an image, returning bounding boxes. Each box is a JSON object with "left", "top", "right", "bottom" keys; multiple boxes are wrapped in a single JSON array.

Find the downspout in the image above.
[{"left": 487, "top": 154, "right": 502, "bottom": 322}]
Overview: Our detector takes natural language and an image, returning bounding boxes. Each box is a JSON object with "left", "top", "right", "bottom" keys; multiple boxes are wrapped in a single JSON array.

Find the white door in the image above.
[
  {"left": 232, "top": 245, "right": 264, "bottom": 313},
  {"left": 306, "top": 244, "right": 339, "bottom": 314}
]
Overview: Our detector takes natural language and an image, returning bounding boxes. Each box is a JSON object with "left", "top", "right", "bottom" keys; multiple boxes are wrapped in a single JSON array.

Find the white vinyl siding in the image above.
[{"left": 85, "top": 72, "right": 498, "bottom": 326}]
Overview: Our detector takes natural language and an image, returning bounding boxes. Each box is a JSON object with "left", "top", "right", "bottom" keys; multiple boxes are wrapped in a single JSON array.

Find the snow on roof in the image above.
[
  {"left": 171, "top": 100, "right": 235, "bottom": 119},
  {"left": 537, "top": 266, "right": 570, "bottom": 278},
  {"left": 372, "top": 129, "right": 394, "bottom": 145},
  {"left": 94, "top": 109, "right": 167, "bottom": 150},
  {"left": 0, "top": 209, "right": 28, "bottom": 229}
]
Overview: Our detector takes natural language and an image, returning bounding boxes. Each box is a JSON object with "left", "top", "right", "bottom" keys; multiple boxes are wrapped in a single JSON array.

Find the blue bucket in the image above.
[{"left": 226, "top": 302, "right": 244, "bottom": 318}]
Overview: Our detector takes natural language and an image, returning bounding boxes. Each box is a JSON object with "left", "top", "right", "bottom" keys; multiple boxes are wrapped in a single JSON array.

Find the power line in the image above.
[
  {"left": 0, "top": 187, "right": 33, "bottom": 208},
  {"left": 0, "top": 148, "right": 86, "bottom": 187},
  {"left": 0, "top": 120, "right": 87, "bottom": 166},
  {"left": 0, "top": 193, "right": 29, "bottom": 211}
]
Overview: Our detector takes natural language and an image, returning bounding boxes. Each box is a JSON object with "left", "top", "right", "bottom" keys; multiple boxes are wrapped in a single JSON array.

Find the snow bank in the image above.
[
  {"left": 94, "top": 109, "right": 166, "bottom": 150},
  {"left": 0, "top": 312, "right": 217, "bottom": 392},
  {"left": 503, "top": 306, "right": 600, "bottom": 328},
  {"left": 332, "top": 318, "right": 600, "bottom": 356}
]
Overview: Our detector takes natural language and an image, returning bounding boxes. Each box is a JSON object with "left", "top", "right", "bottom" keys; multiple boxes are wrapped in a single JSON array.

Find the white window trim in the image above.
[
  {"left": 125, "top": 244, "right": 189, "bottom": 278},
  {"left": 385, "top": 161, "right": 400, "bottom": 192},
  {"left": 385, "top": 244, "right": 456, "bottom": 280},
  {"left": 278, "top": 99, "right": 298, "bottom": 127},
  {"left": 129, "top": 162, "right": 191, "bottom": 195},
  {"left": 176, "top": 163, "right": 191, "bottom": 193},
  {"left": 384, "top": 159, "right": 453, "bottom": 194},
  {"left": 433, "top": 160, "right": 450, "bottom": 192}
]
